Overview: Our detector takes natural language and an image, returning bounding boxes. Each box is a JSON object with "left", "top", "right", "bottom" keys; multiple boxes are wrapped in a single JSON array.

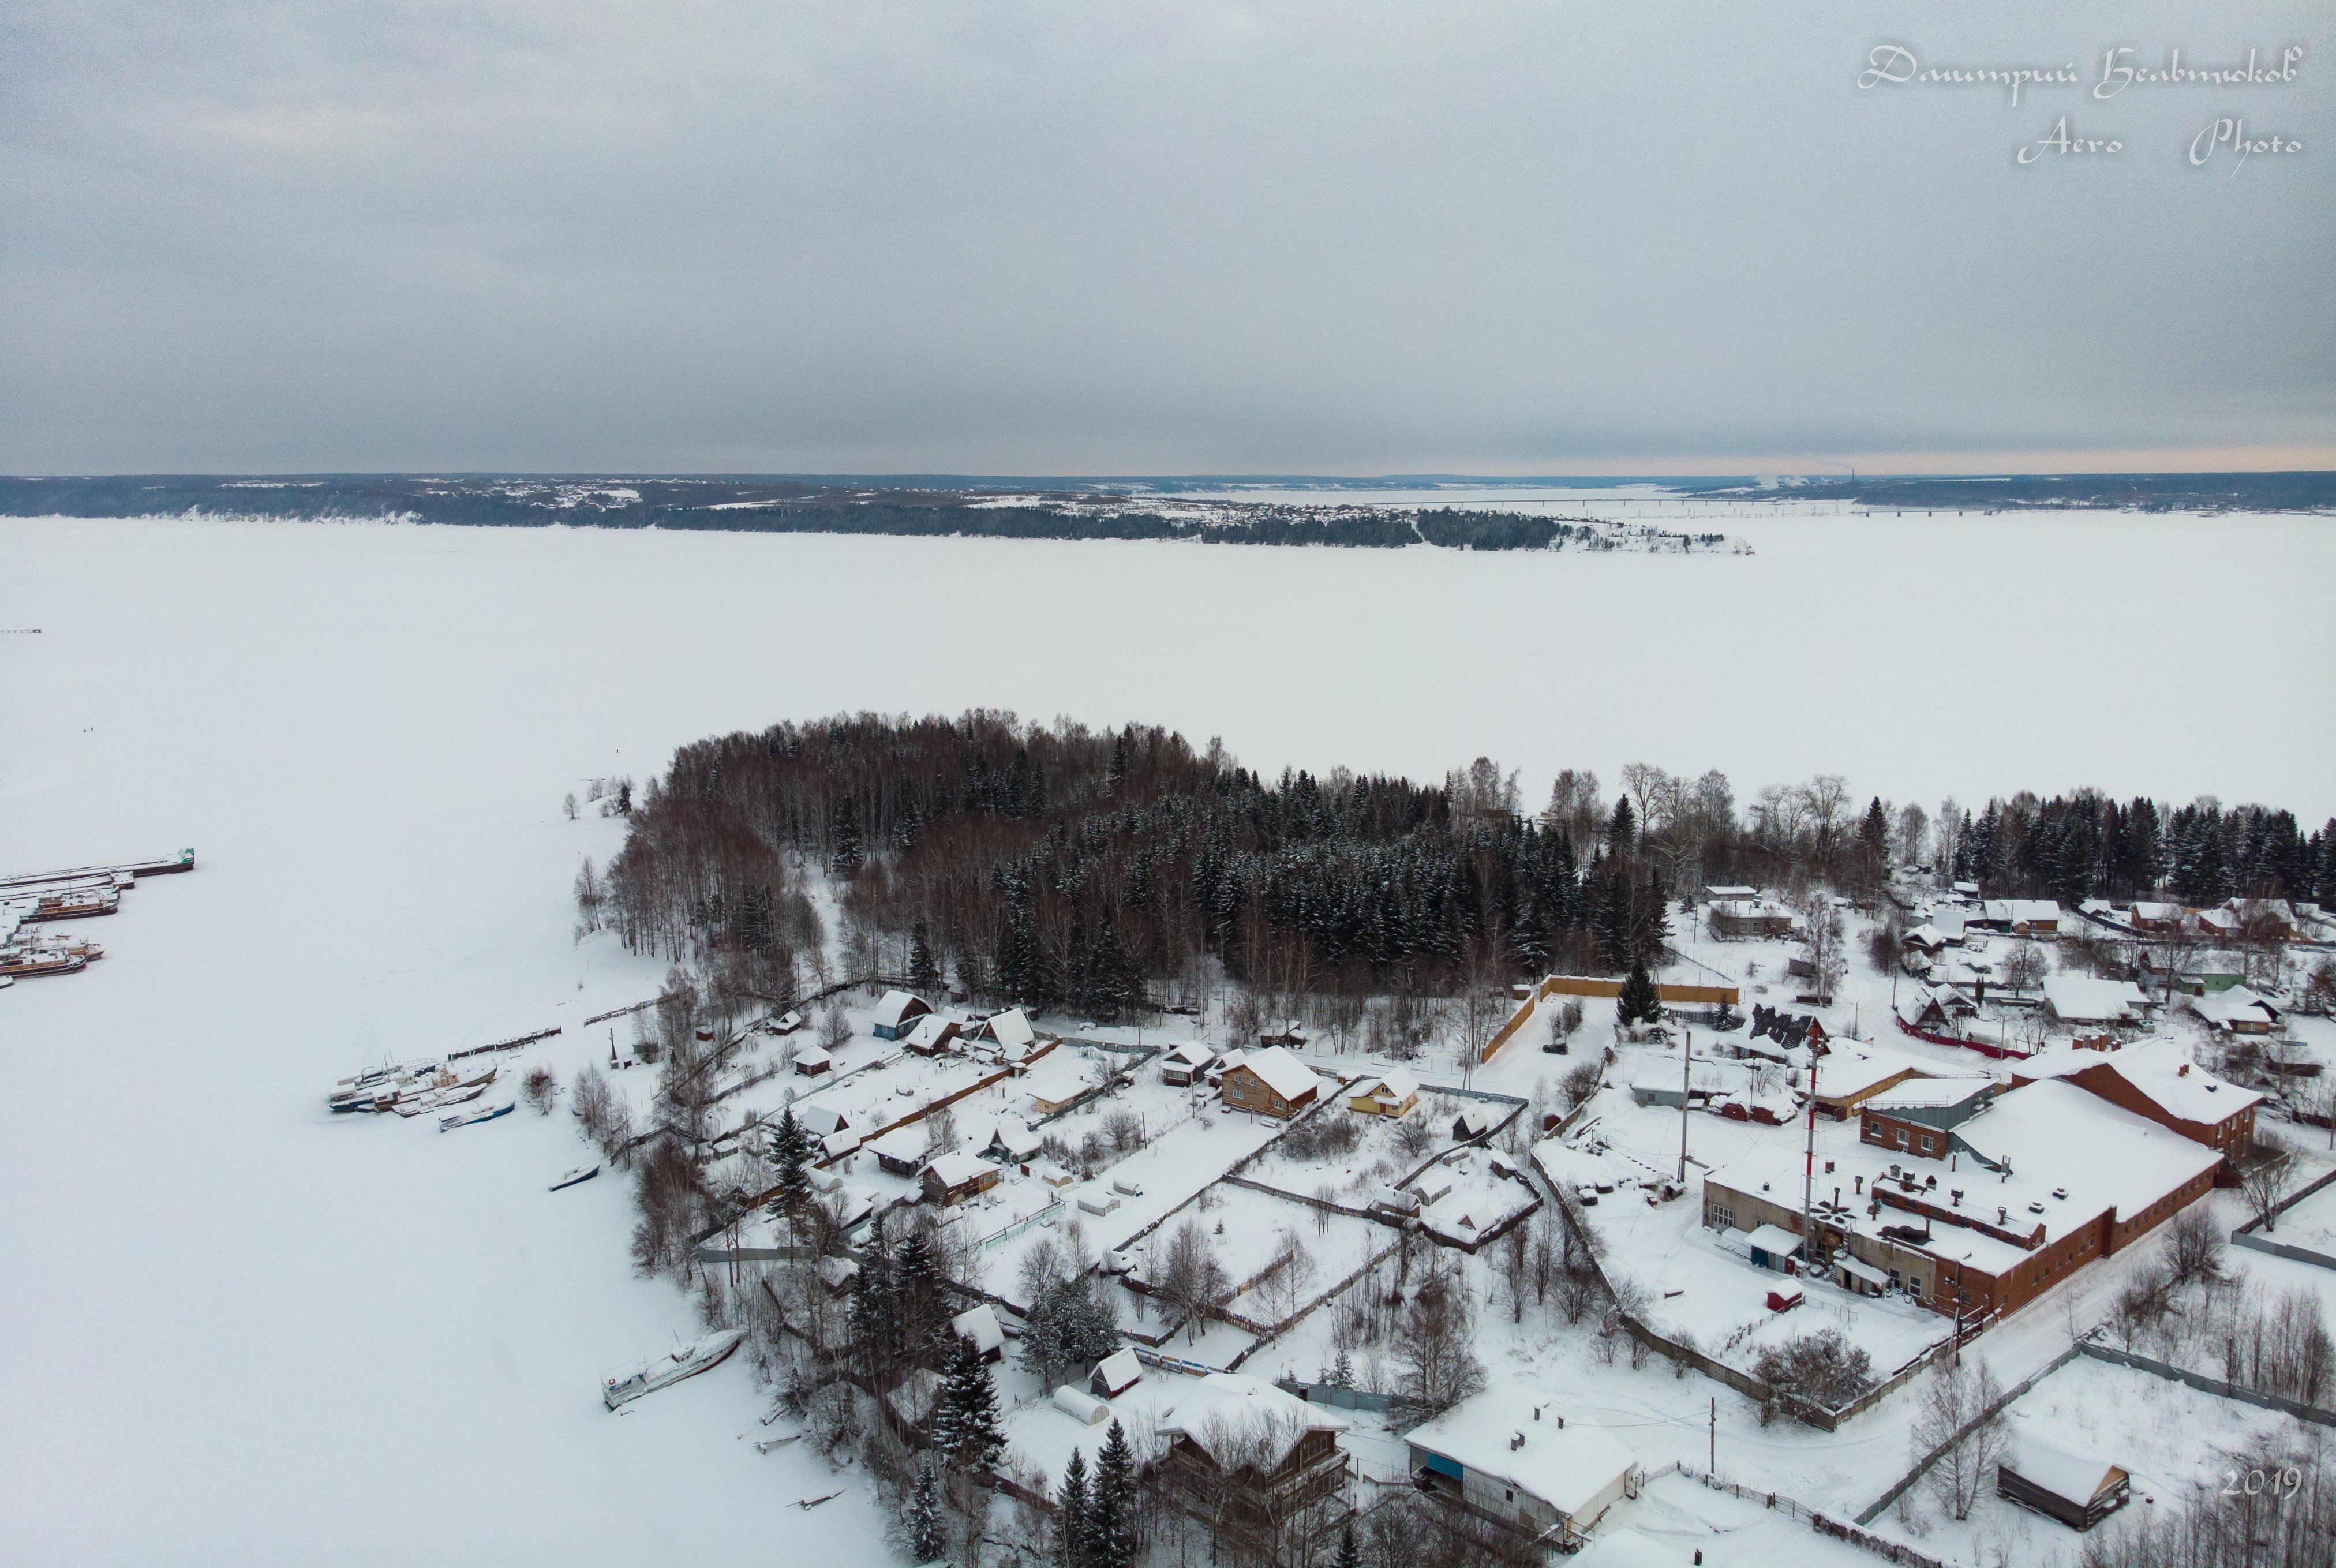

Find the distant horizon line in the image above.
[{"left": 10, "top": 469, "right": 2335, "bottom": 485}]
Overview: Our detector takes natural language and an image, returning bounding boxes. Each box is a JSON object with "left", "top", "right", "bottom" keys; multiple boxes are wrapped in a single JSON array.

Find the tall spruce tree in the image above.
[
  {"left": 1616, "top": 957, "right": 1661, "bottom": 1028},
  {"left": 770, "top": 1106, "right": 813, "bottom": 1229},
  {"left": 1055, "top": 1446, "right": 1091, "bottom": 1568},
  {"left": 908, "top": 920, "right": 942, "bottom": 991},
  {"left": 1607, "top": 794, "right": 1636, "bottom": 856},
  {"left": 850, "top": 1232, "right": 897, "bottom": 1383},
  {"left": 905, "top": 1459, "right": 946, "bottom": 1562},
  {"left": 892, "top": 1225, "right": 945, "bottom": 1361},
  {"left": 933, "top": 1331, "right": 1005, "bottom": 1470},
  {"left": 1335, "top": 1521, "right": 1361, "bottom": 1568},
  {"left": 830, "top": 795, "right": 864, "bottom": 880},
  {"left": 1087, "top": 1419, "right": 1137, "bottom": 1568}
]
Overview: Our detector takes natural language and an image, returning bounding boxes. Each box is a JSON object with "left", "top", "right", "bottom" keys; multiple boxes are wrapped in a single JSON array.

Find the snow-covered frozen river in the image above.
[{"left": 1, "top": 512, "right": 2330, "bottom": 1563}]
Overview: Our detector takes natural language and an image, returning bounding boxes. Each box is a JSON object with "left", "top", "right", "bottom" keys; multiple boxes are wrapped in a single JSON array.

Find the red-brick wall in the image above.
[
  {"left": 1860, "top": 1111, "right": 1954, "bottom": 1160},
  {"left": 2053, "top": 1062, "right": 2251, "bottom": 1159}
]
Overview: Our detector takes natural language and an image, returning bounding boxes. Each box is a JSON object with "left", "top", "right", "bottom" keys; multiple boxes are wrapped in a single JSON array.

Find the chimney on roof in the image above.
[{"left": 2179, "top": 1064, "right": 2191, "bottom": 1077}]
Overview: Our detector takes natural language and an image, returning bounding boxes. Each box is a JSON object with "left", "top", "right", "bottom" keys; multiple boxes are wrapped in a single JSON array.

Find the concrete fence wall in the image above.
[
  {"left": 2075, "top": 1337, "right": 2336, "bottom": 1429},
  {"left": 2229, "top": 1162, "right": 2336, "bottom": 1271}
]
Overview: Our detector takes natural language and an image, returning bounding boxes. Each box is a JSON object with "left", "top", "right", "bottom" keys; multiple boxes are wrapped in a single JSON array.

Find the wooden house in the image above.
[
  {"left": 901, "top": 1015, "right": 961, "bottom": 1057},
  {"left": 1346, "top": 1067, "right": 1420, "bottom": 1118},
  {"left": 1159, "top": 1041, "right": 1215, "bottom": 1086},
  {"left": 951, "top": 1304, "right": 1005, "bottom": 1364},
  {"left": 870, "top": 1125, "right": 932, "bottom": 1178},
  {"left": 1710, "top": 899, "right": 1795, "bottom": 939},
  {"left": 975, "top": 1006, "right": 1039, "bottom": 1062},
  {"left": 922, "top": 1153, "right": 1003, "bottom": 1206},
  {"left": 1155, "top": 1374, "right": 1350, "bottom": 1557},
  {"left": 1090, "top": 1348, "right": 1144, "bottom": 1398},
  {"left": 870, "top": 990, "right": 933, "bottom": 1041},
  {"left": 1219, "top": 1045, "right": 1322, "bottom": 1119},
  {"left": 1997, "top": 1425, "right": 2129, "bottom": 1531}
]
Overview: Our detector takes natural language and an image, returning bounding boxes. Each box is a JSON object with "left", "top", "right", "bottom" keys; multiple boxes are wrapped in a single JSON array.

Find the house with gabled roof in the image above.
[
  {"left": 1219, "top": 1045, "right": 1323, "bottom": 1119},
  {"left": 870, "top": 990, "right": 933, "bottom": 1040}
]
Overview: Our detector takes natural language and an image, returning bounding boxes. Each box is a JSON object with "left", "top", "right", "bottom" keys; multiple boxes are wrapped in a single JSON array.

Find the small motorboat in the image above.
[
  {"left": 602, "top": 1327, "right": 745, "bottom": 1410},
  {"left": 550, "top": 1164, "right": 601, "bottom": 1192},
  {"left": 440, "top": 1099, "right": 515, "bottom": 1132}
]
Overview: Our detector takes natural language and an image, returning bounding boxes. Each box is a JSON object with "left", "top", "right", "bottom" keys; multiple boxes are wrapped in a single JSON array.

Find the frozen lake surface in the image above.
[{"left": 1, "top": 512, "right": 2331, "bottom": 1564}]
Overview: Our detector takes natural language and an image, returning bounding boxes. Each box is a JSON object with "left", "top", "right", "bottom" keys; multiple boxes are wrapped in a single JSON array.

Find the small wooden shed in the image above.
[{"left": 1997, "top": 1425, "right": 2130, "bottom": 1531}]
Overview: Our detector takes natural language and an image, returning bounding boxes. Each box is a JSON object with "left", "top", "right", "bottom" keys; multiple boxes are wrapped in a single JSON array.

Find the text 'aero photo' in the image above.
[{"left": 2, "top": 4, "right": 2331, "bottom": 1568}]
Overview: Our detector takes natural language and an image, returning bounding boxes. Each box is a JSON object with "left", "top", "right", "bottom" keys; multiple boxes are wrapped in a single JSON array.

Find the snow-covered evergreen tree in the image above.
[
  {"left": 908, "top": 920, "right": 942, "bottom": 991},
  {"left": 1054, "top": 1446, "right": 1090, "bottom": 1568},
  {"left": 892, "top": 1225, "right": 945, "bottom": 1360},
  {"left": 905, "top": 1458, "right": 946, "bottom": 1562},
  {"left": 1087, "top": 1419, "right": 1136, "bottom": 1568},
  {"left": 849, "top": 1215, "right": 896, "bottom": 1378},
  {"left": 829, "top": 796, "right": 864, "bottom": 880},
  {"left": 1616, "top": 957, "right": 1661, "bottom": 1028},
  {"left": 770, "top": 1106, "right": 813, "bottom": 1227},
  {"left": 933, "top": 1332, "right": 1004, "bottom": 1469}
]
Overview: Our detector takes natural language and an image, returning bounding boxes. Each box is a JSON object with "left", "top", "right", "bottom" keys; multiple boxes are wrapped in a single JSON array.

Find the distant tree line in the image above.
[
  {"left": 0, "top": 476, "right": 1626, "bottom": 552},
  {"left": 593, "top": 712, "right": 2336, "bottom": 1023}
]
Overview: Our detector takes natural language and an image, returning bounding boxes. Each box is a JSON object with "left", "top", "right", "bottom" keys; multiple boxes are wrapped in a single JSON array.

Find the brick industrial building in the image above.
[{"left": 1703, "top": 1049, "right": 2241, "bottom": 1321}]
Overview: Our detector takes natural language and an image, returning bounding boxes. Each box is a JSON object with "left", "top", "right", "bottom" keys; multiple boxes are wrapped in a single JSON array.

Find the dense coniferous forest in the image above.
[{"left": 592, "top": 713, "right": 2336, "bottom": 1027}]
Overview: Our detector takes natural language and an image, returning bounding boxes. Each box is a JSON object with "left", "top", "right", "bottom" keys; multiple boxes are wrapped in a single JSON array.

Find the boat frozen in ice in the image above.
[
  {"left": 602, "top": 1328, "right": 745, "bottom": 1410},
  {"left": 439, "top": 1099, "right": 514, "bottom": 1132},
  {"left": 0, "top": 946, "right": 88, "bottom": 978}
]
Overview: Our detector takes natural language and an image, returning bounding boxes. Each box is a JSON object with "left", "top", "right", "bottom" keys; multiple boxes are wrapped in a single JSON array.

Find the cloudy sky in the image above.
[{"left": 3, "top": 1, "right": 2327, "bottom": 475}]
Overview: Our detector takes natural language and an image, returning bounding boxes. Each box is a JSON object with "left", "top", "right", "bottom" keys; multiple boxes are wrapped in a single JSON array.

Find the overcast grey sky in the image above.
[{"left": 2, "top": 2, "right": 2327, "bottom": 474}]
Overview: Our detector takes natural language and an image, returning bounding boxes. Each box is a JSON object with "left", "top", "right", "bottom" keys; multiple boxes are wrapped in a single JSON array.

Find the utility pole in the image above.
[
  {"left": 1708, "top": 1396, "right": 1716, "bottom": 1475},
  {"left": 1678, "top": 1025, "right": 1693, "bottom": 1184}
]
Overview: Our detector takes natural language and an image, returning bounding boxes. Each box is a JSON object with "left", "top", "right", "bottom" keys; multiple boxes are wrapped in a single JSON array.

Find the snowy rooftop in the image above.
[
  {"left": 952, "top": 1304, "right": 1004, "bottom": 1357},
  {"left": 902, "top": 1014, "right": 957, "bottom": 1050},
  {"left": 1020, "top": 1058, "right": 1097, "bottom": 1105},
  {"left": 871, "top": 989, "right": 928, "bottom": 1029},
  {"left": 1714, "top": 1079, "right": 2222, "bottom": 1268},
  {"left": 1232, "top": 1044, "right": 1322, "bottom": 1103},
  {"left": 1627, "top": 1056, "right": 1751, "bottom": 1097},
  {"left": 986, "top": 1007, "right": 1037, "bottom": 1054},
  {"left": 2181, "top": 986, "right": 2281, "bottom": 1031},
  {"left": 2040, "top": 975, "right": 2148, "bottom": 1023},
  {"left": 1151, "top": 1372, "right": 1346, "bottom": 1469},
  {"left": 1863, "top": 1077, "right": 1995, "bottom": 1113},
  {"left": 1405, "top": 1386, "right": 1637, "bottom": 1517},
  {"left": 1946, "top": 1081, "right": 2223, "bottom": 1234},
  {"left": 2013, "top": 1036, "right": 2262, "bottom": 1123},
  {"left": 1811, "top": 1042, "right": 1971, "bottom": 1102},
  {"left": 1350, "top": 1066, "right": 1420, "bottom": 1102},
  {"left": 924, "top": 1152, "right": 999, "bottom": 1189},
  {"left": 2002, "top": 1416, "right": 2124, "bottom": 1505}
]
